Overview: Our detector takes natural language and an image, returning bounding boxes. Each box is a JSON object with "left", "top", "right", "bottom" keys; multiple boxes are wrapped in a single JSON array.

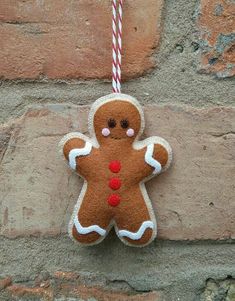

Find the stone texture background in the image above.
[{"left": 0, "top": 0, "right": 235, "bottom": 300}]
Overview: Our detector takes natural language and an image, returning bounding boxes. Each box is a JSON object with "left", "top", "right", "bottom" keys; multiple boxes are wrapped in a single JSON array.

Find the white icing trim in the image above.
[
  {"left": 145, "top": 144, "right": 162, "bottom": 174},
  {"left": 118, "top": 221, "right": 154, "bottom": 240},
  {"left": 74, "top": 215, "right": 106, "bottom": 236},
  {"left": 68, "top": 141, "right": 92, "bottom": 170}
]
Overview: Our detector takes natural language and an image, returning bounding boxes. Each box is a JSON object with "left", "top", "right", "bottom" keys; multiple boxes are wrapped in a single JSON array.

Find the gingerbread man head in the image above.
[
  {"left": 59, "top": 93, "right": 172, "bottom": 247},
  {"left": 88, "top": 94, "right": 145, "bottom": 146}
]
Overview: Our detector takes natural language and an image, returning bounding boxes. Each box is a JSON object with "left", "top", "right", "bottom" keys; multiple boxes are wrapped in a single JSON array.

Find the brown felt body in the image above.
[{"left": 60, "top": 94, "right": 172, "bottom": 247}]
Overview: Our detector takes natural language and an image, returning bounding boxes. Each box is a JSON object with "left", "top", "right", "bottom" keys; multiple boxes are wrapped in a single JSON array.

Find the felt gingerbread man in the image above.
[{"left": 59, "top": 93, "right": 172, "bottom": 247}]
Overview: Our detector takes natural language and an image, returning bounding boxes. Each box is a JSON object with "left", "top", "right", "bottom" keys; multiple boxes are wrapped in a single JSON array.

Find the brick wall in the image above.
[
  {"left": 0, "top": 1, "right": 234, "bottom": 301},
  {"left": 0, "top": 0, "right": 162, "bottom": 79}
]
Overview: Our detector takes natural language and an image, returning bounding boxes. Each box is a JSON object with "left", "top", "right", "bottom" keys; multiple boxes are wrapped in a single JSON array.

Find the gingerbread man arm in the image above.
[
  {"left": 135, "top": 136, "right": 172, "bottom": 177},
  {"left": 59, "top": 132, "right": 94, "bottom": 174}
]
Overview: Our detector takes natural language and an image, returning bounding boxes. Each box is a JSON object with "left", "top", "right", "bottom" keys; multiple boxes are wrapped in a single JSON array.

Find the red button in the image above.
[
  {"left": 109, "top": 178, "right": 121, "bottom": 190},
  {"left": 108, "top": 194, "right": 120, "bottom": 207},
  {"left": 109, "top": 160, "right": 121, "bottom": 173}
]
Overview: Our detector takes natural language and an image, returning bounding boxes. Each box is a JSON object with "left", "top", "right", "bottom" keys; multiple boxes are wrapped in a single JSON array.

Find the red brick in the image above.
[
  {"left": 0, "top": 277, "right": 12, "bottom": 291},
  {"left": 198, "top": 0, "right": 235, "bottom": 78},
  {"left": 64, "top": 285, "right": 161, "bottom": 301},
  {"left": 0, "top": 0, "right": 163, "bottom": 80},
  {"left": 7, "top": 284, "right": 162, "bottom": 301},
  {"left": 5, "top": 276, "right": 161, "bottom": 301},
  {"left": 7, "top": 284, "right": 54, "bottom": 300}
]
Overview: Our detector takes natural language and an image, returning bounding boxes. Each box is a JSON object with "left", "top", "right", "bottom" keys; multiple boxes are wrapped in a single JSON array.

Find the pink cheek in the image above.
[
  {"left": 126, "top": 128, "right": 135, "bottom": 137},
  {"left": 102, "top": 128, "right": 110, "bottom": 137}
]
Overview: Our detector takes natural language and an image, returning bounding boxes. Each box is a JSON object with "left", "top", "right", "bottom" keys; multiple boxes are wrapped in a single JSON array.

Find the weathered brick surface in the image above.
[
  {"left": 201, "top": 278, "right": 235, "bottom": 301},
  {"left": 0, "top": 0, "right": 163, "bottom": 80},
  {"left": 0, "top": 104, "right": 234, "bottom": 240},
  {"left": 0, "top": 277, "right": 12, "bottom": 291},
  {"left": 198, "top": 0, "right": 235, "bottom": 78},
  {"left": 2, "top": 272, "right": 161, "bottom": 301}
]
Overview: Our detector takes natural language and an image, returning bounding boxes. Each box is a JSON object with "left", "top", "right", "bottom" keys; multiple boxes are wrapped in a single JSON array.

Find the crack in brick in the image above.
[{"left": 210, "top": 131, "right": 235, "bottom": 137}]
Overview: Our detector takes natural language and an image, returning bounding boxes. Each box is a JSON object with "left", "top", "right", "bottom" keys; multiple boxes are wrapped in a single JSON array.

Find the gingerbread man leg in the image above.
[
  {"left": 114, "top": 186, "right": 157, "bottom": 247},
  {"left": 69, "top": 185, "right": 112, "bottom": 245}
]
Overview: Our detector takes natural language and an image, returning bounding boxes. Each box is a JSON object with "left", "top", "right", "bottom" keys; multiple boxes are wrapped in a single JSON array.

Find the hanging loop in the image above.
[{"left": 112, "top": 0, "right": 124, "bottom": 93}]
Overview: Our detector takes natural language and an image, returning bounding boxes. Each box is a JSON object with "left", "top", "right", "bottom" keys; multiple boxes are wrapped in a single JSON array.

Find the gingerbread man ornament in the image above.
[{"left": 59, "top": 93, "right": 172, "bottom": 247}]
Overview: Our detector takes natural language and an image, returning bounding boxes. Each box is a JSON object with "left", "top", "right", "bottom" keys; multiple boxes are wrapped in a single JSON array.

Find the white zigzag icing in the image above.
[
  {"left": 68, "top": 141, "right": 92, "bottom": 170},
  {"left": 118, "top": 221, "right": 154, "bottom": 240},
  {"left": 74, "top": 215, "right": 106, "bottom": 236},
  {"left": 145, "top": 144, "right": 162, "bottom": 174}
]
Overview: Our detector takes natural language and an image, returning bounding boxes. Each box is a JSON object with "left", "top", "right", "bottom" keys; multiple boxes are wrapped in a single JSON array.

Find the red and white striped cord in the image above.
[{"left": 112, "top": 0, "right": 124, "bottom": 93}]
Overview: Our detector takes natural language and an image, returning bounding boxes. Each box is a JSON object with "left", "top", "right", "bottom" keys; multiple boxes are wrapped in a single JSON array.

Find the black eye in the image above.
[
  {"left": 108, "top": 118, "right": 116, "bottom": 128},
  {"left": 120, "top": 119, "right": 129, "bottom": 128}
]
